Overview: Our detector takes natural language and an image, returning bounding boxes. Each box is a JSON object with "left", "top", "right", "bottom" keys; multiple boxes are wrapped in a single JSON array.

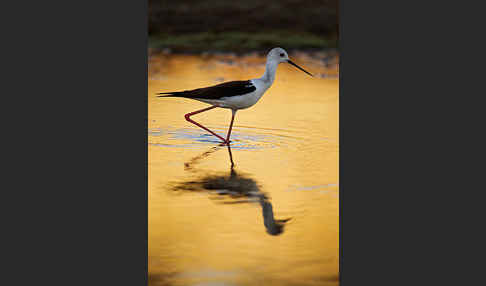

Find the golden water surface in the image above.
[{"left": 148, "top": 52, "right": 339, "bottom": 286}]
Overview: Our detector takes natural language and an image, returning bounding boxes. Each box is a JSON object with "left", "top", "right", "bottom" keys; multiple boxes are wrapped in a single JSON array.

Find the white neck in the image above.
[{"left": 260, "top": 59, "right": 279, "bottom": 85}]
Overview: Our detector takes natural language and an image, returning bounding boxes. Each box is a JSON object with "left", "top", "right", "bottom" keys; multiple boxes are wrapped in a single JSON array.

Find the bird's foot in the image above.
[{"left": 218, "top": 139, "right": 231, "bottom": 146}]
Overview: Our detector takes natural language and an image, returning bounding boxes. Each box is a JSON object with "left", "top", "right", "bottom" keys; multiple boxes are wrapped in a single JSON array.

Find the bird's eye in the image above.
[{"left": 279, "top": 53, "right": 285, "bottom": 57}]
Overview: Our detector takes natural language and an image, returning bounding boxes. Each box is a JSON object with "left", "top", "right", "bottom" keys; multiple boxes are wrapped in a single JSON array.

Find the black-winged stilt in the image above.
[{"left": 157, "top": 47, "right": 313, "bottom": 145}]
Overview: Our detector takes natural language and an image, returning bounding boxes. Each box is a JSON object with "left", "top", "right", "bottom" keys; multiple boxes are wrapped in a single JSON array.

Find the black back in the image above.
[{"left": 157, "top": 80, "right": 256, "bottom": 100}]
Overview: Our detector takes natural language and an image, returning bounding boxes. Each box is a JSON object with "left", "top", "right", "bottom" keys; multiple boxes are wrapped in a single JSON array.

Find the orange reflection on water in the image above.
[{"left": 149, "top": 52, "right": 339, "bottom": 286}]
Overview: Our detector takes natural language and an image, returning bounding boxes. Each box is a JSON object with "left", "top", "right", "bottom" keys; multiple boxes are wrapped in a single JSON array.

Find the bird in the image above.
[{"left": 156, "top": 47, "right": 313, "bottom": 145}]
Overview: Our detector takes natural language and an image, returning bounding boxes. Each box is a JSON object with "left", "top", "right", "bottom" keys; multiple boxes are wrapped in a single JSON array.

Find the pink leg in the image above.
[
  {"left": 225, "top": 109, "right": 237, "bottom": 144},
  {"left": 184, "top": 106, "right": 226, "bottom": 143}
]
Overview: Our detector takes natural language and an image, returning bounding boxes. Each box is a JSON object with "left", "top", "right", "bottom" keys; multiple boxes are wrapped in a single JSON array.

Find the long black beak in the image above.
[{"left": 287, "top": 59, "right": 313, "bottom": 77}]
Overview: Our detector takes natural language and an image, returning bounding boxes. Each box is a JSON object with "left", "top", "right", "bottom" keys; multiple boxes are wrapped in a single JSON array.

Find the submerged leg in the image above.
[
  {"left": 225, "top": 109, "right": 237, "bottom": 144},
  {"left": 226, "top": 143, "right": 235, "bottom": 168},
  {"left": 184, "top": 106, "right": 226, "bottom": 143}
]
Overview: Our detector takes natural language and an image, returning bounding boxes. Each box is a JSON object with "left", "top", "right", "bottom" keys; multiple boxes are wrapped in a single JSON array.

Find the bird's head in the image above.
[{"left": 267, "top": 47, "right": 313, "bottom": 77}]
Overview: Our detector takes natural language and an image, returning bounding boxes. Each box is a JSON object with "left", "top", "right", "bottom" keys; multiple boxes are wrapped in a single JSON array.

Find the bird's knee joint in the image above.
[{"left": 184, "top": 113, "right": 191, "bottom": 121}]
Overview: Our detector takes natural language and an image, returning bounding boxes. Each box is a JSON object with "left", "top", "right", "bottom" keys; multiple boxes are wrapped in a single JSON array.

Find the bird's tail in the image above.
[{"left": 156, "top": 92, "right": 180, "bottom": 98}]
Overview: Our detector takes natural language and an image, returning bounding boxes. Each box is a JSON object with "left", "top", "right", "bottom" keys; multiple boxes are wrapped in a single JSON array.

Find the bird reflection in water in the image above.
[{"left": 174, "top": 144, "right": 291, "bottom": 235}]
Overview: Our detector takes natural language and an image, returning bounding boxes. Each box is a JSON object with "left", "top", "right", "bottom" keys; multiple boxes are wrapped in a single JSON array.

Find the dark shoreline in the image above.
[
  {"left": 149, "top": 47, "right": 340, "bottom": 57},
  {"left": 149, "top": 32, "right": 338, "bottom": 55}
]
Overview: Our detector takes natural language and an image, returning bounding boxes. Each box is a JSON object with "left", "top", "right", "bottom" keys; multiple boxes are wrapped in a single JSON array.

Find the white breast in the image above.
[{"left": 216, "top": 79, "right": 270, "bottom": 110}]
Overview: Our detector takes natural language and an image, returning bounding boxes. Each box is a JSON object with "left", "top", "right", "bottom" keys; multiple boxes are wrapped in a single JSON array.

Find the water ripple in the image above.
[{"left": 148, "top": 126, "right": 326, "bottom": 150}]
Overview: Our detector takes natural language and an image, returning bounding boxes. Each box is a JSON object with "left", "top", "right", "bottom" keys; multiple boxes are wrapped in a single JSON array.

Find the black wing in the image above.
[{"left": 157, "top": 80, "right": 256, "bottom": 100}]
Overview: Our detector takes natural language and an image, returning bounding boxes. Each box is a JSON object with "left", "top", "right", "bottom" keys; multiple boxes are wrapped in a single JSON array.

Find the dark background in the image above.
[{"left": 149, "top": 0, "right": 338, "bottom": 52}]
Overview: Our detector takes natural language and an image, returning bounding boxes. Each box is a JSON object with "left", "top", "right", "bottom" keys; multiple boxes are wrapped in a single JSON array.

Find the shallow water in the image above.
[{"left": 148, "top": 52, "right": 339, "bottom": 286}]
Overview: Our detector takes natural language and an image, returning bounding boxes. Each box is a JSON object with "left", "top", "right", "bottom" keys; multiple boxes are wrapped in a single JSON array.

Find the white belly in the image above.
[
  {"left": 197, "top": 79, "right": 270, "bottom": 110},
  {"left": 221, "top": 90, "right": 262, "bottom": 109}
]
